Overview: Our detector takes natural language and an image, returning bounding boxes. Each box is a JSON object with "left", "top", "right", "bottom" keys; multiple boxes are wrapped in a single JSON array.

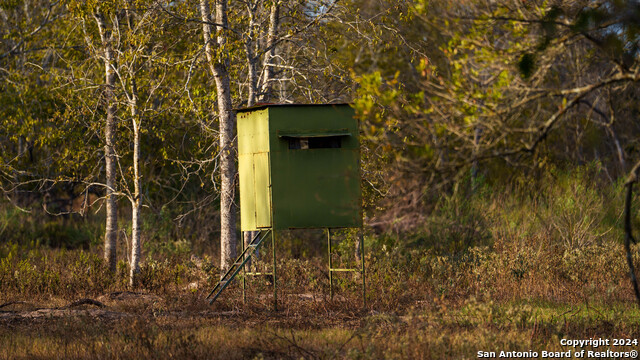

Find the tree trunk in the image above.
[
  {"left": 245, "top": 1, "right": 258, "bottom": 107},
  {"left": 129, "top": 76, "right": 142, "bottom": 287},
  {"left": 259, "top": 1, "right": 280, "bottom": 102},
  {"left": 200, "top": 0, "right": 237, "bottom": 271},
  {"left": 607, "top": 125, "right": 625, "bottom": 170},
  {"left": 95, "top": 11, "right": 118, "bottom": 273},
  {"left": 244, "top": 230, "right": 258, "bottom": 269},
  {"left": 624, "top": 177, "right": 640, "bottom": 306}
]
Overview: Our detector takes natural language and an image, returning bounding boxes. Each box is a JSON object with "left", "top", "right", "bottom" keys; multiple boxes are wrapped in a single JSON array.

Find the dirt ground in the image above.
[{"left": 2, "top": 291, "right": 639, "bottom": 360}]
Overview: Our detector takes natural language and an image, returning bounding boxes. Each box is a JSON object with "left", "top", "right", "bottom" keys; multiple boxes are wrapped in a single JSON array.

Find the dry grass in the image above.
[
  {"left": 1, "top": 238, "right": 639, "bottom": 359},
  {"left": 2, "top": 169, "right": 640, "bottom": 358},
  {"left": 1, "top": 296, "right": 639, "bottom": 359}
]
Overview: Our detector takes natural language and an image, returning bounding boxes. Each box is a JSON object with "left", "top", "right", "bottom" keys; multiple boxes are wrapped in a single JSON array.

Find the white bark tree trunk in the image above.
[
  {"left": 259, "top": 1, "right": 280, "bottom": 102},
  {"left": 129, "top": 76, "right": 141, "bottom": 287},
  {"left": 200, "top": 0, "right": 238, "bottom": 271},
  {"left": 95, "top": 11, "right": 118, "bottom": 273},
  {"left": 245, "top": 1, "right": 258, "bottom": 107}
]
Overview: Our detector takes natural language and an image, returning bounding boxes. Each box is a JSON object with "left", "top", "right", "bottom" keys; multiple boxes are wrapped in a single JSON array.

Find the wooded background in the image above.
[{"left": 2, "top": 0, "right": 640, "bottom": 286}]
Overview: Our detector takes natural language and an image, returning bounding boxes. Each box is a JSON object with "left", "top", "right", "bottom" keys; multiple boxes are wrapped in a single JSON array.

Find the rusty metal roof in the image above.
[{"left": 235, "top": 103, "right": 350, "bottom": 113}]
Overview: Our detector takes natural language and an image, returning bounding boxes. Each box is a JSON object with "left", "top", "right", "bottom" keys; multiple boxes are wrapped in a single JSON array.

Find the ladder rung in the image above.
[{"left": 207, "top": 229, "right": 272, "bottom": 304}]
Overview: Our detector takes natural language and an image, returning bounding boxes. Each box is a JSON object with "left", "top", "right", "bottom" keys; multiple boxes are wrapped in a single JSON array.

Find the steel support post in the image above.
[
  {"left": 242, "top": 231, "right": 246, "bottom": 303},
  {"left": 272, "top": 229, "right": 277, "bottom": 311},
  {"left": 327, "top": 228, "right": 333, "bottom": 299},
  {"left": 360, "top": 228, "right": 366, "bottom": 308}
]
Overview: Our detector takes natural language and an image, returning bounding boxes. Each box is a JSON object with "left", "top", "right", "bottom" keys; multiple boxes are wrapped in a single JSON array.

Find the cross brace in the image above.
[{"left": 206, "top": 229, "right": 271, "bottom": 304}]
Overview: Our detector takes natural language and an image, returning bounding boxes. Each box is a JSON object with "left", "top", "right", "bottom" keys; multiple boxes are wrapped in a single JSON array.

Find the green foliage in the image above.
[
  {"left": 144, "top": 239, "right": 191, "bottom": 259},
  {"left": 0, "top": 243, "right": 114, "bottom": 296},
  {"left": 536, "top": 166, "right": 618, "bottom": 250},
  {"left": 350, "top": 0, "right": 640, "bottom": 235},
  {"left": 0, "top": 206, "right": 102, "bottom": 249},
  {"left": 136, "top": 259, "right": 189, "bottom": 291},
  {"left": 0, "top": 1, "right": 640, "bottom": 357}
]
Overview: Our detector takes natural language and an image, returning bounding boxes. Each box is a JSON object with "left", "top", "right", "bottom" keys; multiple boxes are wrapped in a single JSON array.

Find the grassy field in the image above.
[
  {"left": 2, "top": 170, "right": 640, "bottom": 359},
  {"left": 2, "top": 300, "right": 639, "bottom": 359},
  {"left": 1, "top": 238, "right": 639, "bottom": 359}
]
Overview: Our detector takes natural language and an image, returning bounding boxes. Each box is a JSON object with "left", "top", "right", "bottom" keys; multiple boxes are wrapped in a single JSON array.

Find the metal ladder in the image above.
[{"left": 206, "top": 229, "right": 271, "bottom": 304}]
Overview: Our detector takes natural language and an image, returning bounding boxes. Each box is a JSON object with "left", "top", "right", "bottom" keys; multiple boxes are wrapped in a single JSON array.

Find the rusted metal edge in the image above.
[{"left": 235, "top": 103, "right": 351, "bottom": 113}]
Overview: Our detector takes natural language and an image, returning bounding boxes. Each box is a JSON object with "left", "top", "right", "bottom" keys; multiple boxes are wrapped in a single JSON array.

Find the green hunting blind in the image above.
[
  {"left": 237, "top": 103, "right": 361, "bottom": 230},
  {"left": 206, "top": 104, "right": 366, "bottom": 309}
]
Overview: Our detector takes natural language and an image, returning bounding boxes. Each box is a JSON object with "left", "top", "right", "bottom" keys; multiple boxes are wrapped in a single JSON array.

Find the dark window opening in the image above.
[{"left": 288, "top": 136, "right": 342, "bottom": 149}]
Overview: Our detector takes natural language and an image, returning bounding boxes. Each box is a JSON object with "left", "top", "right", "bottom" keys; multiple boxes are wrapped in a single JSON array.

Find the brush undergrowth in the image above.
[{"left": 1, "top": 167, "right": 640, "bottom": 358}]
